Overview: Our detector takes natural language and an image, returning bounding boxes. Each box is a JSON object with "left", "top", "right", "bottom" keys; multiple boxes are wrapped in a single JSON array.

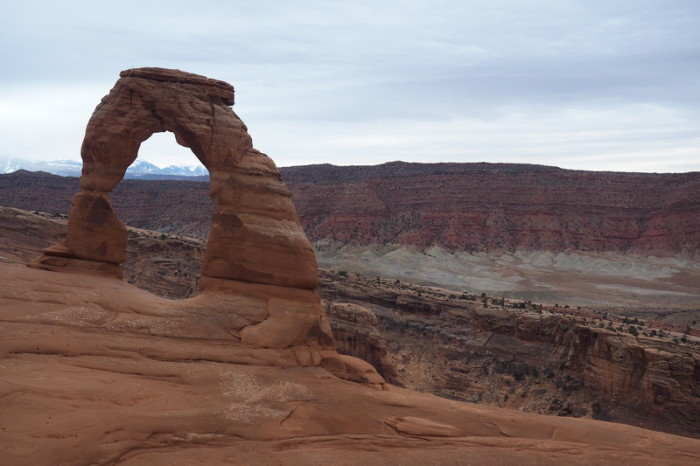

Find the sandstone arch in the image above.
[
  {"left": 40, "top": 67, "right": 317, "bottom": 290},
  {"left": 25, "top": 68, "right": 386, "bottom": 380}
]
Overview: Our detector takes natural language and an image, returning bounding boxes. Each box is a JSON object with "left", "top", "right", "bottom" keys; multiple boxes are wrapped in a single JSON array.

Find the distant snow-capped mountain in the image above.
[
  {"left": 0, "top": 156, "right": 208, "bottom": 179},
  {"left": 0, "top": 158, "right": 83, "bottom": 177},
  {"left": 2, "top": 159, "right": 23, "bottom": 174},
  {"left": 126, "top": 161, "right": 209, "bottom": 178}
]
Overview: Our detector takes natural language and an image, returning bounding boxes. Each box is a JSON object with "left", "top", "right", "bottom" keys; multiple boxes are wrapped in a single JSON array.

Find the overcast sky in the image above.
[{"left": 1, "top": 0, "right": 699, "bottom": 172}]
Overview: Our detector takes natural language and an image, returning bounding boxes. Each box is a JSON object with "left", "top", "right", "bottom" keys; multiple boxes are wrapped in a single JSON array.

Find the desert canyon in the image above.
[{"left": 1, "top": 68, "right": 699, "bottom": 465}]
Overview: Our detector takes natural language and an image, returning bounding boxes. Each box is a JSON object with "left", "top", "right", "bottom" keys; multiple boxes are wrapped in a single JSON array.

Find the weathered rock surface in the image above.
[
  {"left": 2, "top": 258, "right": 700, "bottom": 464},
  {"left": 26, "top": 68, "right": 340, "bottom": 356}
]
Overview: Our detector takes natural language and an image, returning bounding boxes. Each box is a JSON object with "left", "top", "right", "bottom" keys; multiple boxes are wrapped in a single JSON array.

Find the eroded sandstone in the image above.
[
  {"left": 32, "top": 67, "right": 317, "bottom": 290},
  {"left": 29, "top": 67, "right": 335, "bottom": 352},
  {"left": 2, "top": 261, "right": 700, "bottom": 465}
]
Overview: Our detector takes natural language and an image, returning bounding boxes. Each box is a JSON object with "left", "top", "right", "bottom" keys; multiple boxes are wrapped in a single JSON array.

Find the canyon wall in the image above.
[
  {"left": 318, "top": 270, "right": 700, "bottom": 438},
  {"left": 282, "top": 162, "right": 700, "bottom": 256},
  {"left": 2, "top": 161, "right": 699, "bottom": 257}
]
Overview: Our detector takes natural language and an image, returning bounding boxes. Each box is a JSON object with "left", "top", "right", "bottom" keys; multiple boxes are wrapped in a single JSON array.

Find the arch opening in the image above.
[
  {"left": 117, "top": 131, "right": 211, "bottom": 237},
  {"left": 130, "top": 131, "right": 208, "bottom": 178}
]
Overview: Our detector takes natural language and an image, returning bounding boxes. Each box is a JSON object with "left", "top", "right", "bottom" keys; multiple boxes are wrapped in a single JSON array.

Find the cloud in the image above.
[
  {"left": 0, "top": 0, "right": 699, "bottom": 172},
  {"left": 0, "top": 84, "right": 105, "bottom": 160},
  {"left": 247, "top": 103, "right": 700, "bottom": 172}
]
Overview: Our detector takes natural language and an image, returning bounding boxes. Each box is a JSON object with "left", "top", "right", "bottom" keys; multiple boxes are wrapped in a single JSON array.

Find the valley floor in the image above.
[{"left": 315, "top": 241, "right": 700, "bottom": 313}]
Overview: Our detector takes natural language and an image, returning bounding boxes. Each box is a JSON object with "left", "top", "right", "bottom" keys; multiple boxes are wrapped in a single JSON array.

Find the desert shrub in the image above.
[{"left": 591, "top": 401, "right": 612, "bottom": 422}]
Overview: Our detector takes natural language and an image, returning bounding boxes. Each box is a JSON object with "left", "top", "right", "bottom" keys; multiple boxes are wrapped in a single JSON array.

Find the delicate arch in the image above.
[{"left": 56, "top": 67, "right": 318, "bottom": 290}]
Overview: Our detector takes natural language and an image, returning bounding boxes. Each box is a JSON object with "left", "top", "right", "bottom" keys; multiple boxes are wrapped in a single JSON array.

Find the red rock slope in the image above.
[{"left": 2, "top": 259, "right": 700, "bottom": 465}]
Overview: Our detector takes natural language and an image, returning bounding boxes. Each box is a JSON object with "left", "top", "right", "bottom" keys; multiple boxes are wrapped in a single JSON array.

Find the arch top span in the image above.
[
  {"left": 80, "top": 67, "right": 249, "bottom": 192},
  {"left": 120, "top": 67, "right": 235, "bottom": 105},
  {"left": 37, "top": 67, "right": 319, "bottom": 291}
]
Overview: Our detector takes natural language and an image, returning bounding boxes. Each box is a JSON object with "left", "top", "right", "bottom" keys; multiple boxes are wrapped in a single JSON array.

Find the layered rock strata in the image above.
[
  {"left": 6, "top": 162, "right": 699, "bottom": 258},
  {"left": 318, "top": 271, "right": 700, "bottom": 438},
  {"left": 282, "top": 162, "right": 700, "bottom": 256}
]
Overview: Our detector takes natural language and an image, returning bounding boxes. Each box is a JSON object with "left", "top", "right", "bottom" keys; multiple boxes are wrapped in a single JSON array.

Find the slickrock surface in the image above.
[
  {"left": 2, "top": 207, "right": 698, "bottom": 441},
  {"left": 2, "top": 261, "right": 700, "bottom": 464}
]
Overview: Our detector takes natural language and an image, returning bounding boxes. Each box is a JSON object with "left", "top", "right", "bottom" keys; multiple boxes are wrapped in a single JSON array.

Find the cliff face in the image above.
[
  {"left": 2, "top": 162, "right": 699, "bottom": 257},
  {"left": 317, "top": 270, "right": 700, "bottom": 438},
  {"left": 4, "top": 260, "right": 699, "bottom": 465},
  {"left": 282, "top": 162, "right": 700, "bottom": 256},
  {"left": 323, "top": 301, "right": 400, "bottom": 384}
]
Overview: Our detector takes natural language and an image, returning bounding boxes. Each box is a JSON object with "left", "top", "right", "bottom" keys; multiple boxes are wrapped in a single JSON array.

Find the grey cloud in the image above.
[{"left": 0, "top": 0, "right": 698, "bottom": 172}]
